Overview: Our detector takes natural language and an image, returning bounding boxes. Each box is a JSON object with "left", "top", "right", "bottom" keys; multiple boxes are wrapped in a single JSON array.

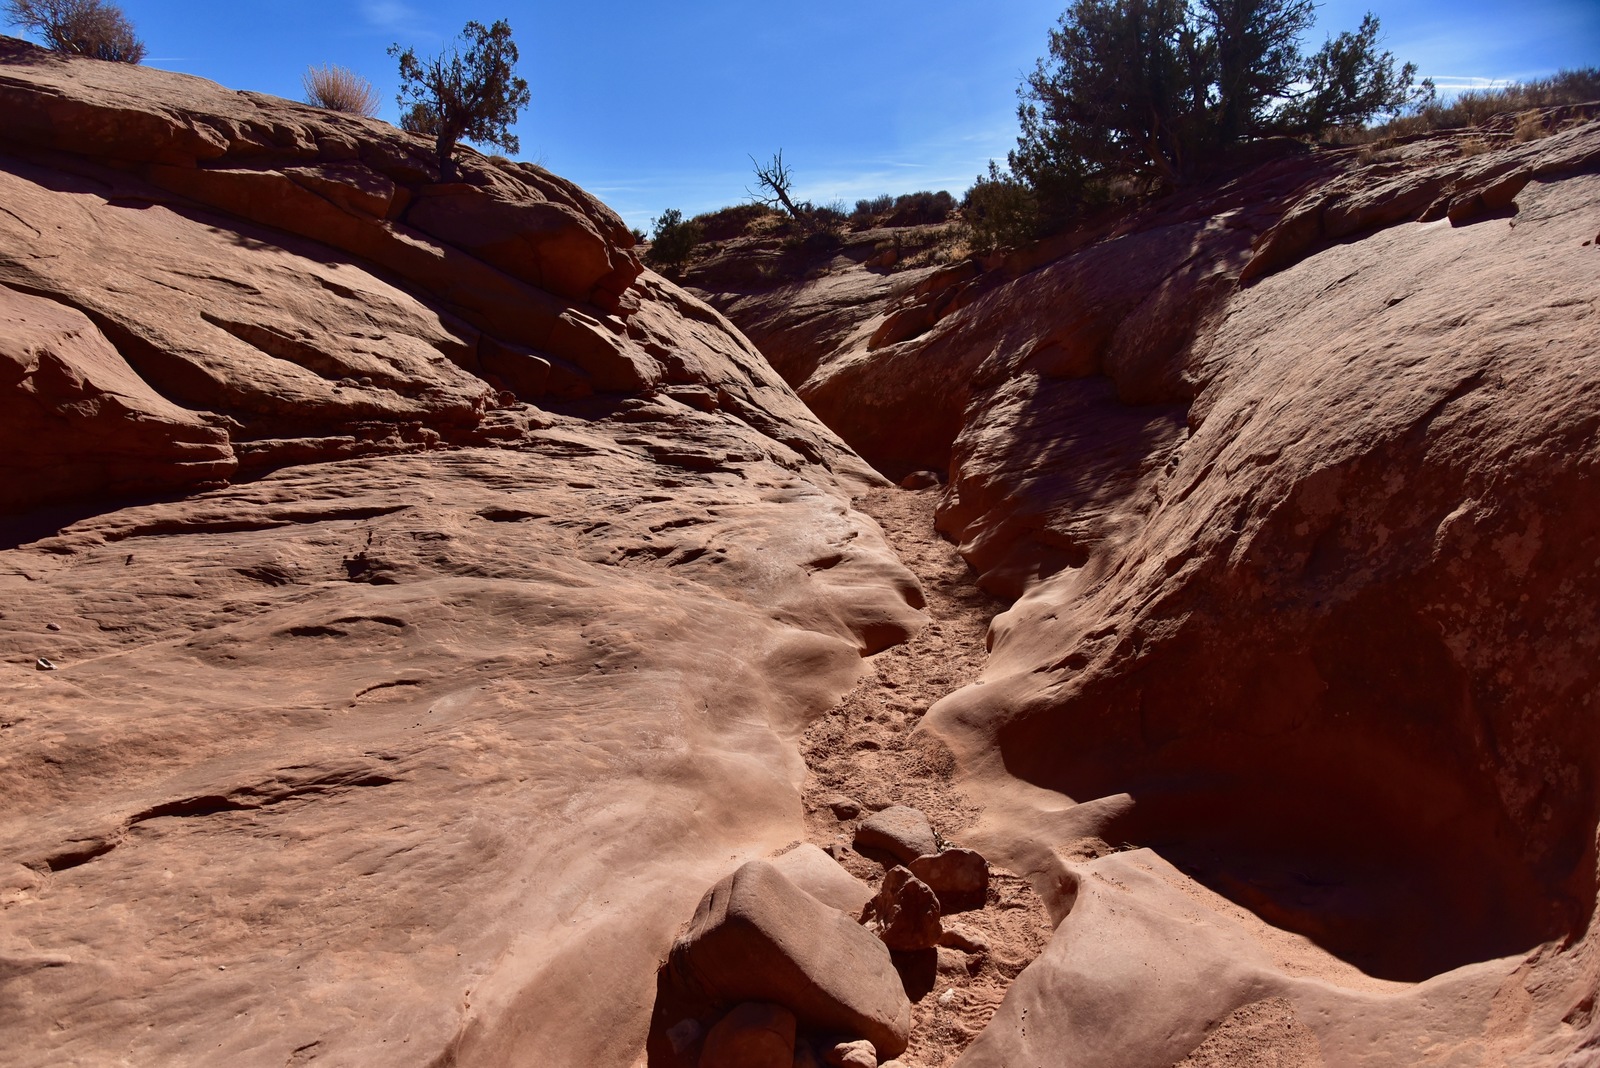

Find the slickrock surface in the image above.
[
  {"left": 697, "top": 111, "right": 1600, "bottom": 1064},
  {"left": 0, "top": 34, "right": 862, "bottom": 510},
  {"left": 923, "top": 125, "right": 1600, "bottom": 1063},
  {"left": 0, "top": 38, "right": 927, "bottom": 1068},
  {"left": 8, "top": 27, "right": 1600, "bottom": 1067}
]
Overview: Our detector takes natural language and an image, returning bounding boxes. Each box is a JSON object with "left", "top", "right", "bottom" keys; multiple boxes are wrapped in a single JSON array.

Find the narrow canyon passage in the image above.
[{"left": 792, "top": 484, "right": 1055, "bottom": 1067}]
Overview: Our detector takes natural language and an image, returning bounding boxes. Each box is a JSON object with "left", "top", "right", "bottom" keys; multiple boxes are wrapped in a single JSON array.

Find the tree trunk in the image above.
[{"left": 435, "top": 131, "right": 458, "bottom": 183}]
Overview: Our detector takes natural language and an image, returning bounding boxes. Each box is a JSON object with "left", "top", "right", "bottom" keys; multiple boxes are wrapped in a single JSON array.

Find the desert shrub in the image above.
[
  {"left": 1357, "top": 67, "right": 1600, "bottom": 141},
  {"left": 963, "top": 162, "right": 1038, "bottom": 251},
  {"left": 629, "top": 226, "right": 647, "bottom": 244},
  {"left": 854, "top": 194, "right": 894, "bottom": 219},
  {"left": 887, "top": 190, "right": 956, "bottom": 226},
  {"left": 303, "top": 64, "right": 380, "bottom": 116},
  {"left": 5, "top": 0, "right": 143, "bottom": 62},
  {"left": 811, "top": 201, "right": 848, "bottom": 229},
  {"left": 645, "top": 208, "right": 702, "bottom": 267},
  {"left": 691, "top": 203, "right": 780, "bottom": 241}
]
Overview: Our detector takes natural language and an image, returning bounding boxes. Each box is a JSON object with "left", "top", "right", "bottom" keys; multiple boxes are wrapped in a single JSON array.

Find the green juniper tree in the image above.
[
  {"left": 390, "top": 19, "right": 530, "bottom": 183},
  {"left": 1013, "top": 0, "right": 1425, "bottom": 227}
]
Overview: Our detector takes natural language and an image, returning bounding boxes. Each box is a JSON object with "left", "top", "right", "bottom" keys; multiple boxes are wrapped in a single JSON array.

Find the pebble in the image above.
[
  {"left": 35, "top": 657, "right": 56, "bottom": 671},
  {"left": 826, "top": 794, "right": 862, "bottom": 820}
]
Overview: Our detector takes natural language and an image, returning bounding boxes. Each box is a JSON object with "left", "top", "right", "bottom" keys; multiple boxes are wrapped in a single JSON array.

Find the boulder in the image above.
[
  {"left": 907, "top": 848, "right": 989, "bottom": 913},
  {"left": 700, "top": 1002, "right": 795, "bottom": 1068},
  {"left": 853, "top": 806, "right": 937, "bottom": 865},
  {"left": 667, "top": 861, "right": 912, "bottom": 1058},
  {"left": 769, "top": 844, "right": 875, "bottom": 917},
  {"left": 861, "top": 866, "right": 943, "bottom": 952}
]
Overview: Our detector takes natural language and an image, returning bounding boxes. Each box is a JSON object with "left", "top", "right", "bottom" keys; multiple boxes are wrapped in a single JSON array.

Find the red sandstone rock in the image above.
[
  {"left": 853, "top": 806, "right": 937, "bottom": 865},
  {"left": 923, "top": 121, "right": 1600, "bottom": 1065},
  {"left": 0, "top": 38, "right": 924, "bottom": 1068},
  {"left": 0, "top": 284, "right": 235, "bottom": 509},
  {"left": 769, "top": 843, "right": 875, "bottom": 917},
  {"left": 861, "top": 865, "right": 943, "bottom": 952},
  {"left": 907, "top": 848, "right": 988, "bottom": 914},
  {"left": 824, "top": 1039, "right": 878, "bottom": 1068},
  {"left": 666, "top": 861, "right": 912, "bottom": 1058}
]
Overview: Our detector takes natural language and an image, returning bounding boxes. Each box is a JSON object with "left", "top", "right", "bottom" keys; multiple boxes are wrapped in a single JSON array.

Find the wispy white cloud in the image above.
[{"left": 360, "top": 1, "right": 431, "bottom": 37}]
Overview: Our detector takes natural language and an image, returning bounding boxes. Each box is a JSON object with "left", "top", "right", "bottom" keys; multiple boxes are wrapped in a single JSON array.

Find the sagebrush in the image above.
[{"left": 303, "top": 64, "right": 380, "bottom": 116}]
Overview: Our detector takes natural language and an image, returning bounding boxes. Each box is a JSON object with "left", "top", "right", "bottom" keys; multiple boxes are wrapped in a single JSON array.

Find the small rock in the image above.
[
  {"left": 897, "top": 470, "right": 941, "bottom": 490},
  {"left": 939, "top": 923, "right": 990, "bottom": 955},
  {"left": 908, "top": 848, "right": 989, "bottom": 913},
  {"left": 853, "top": 806, "right": 936, "bottom": 866},
  {"left": 826, "top": 795, "right": 862, "bottom": 820},
  {"left": 824, "top": 1039, "right": 877, "bottom": 1068},
  {"left": 45, "top": 622, "right": 60, "bottom": 631},
  {"left": 861, "top": 866, "right": 942, "bottom": 952},
  {"left": 936, "top": 946, "right": 978, "bottom": 977},
  {"left": 700, "top": 1002, "right": 795, "bottom": 1068},
  {"left": 35, "top": 657, "right": 56, "bottom": 671}
]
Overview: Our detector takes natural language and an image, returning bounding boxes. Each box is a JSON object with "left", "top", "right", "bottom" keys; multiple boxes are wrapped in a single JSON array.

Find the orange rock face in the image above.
[
  {"left": 916, "top": 121, "right": 1600, "bottom": 1065},
  {"left": 7, "top": 28, "right": 1600, "bottom": 1068},
  {"left": 695, "top": 108, "right": 1600, "bottom": 1066},
  {"left": 0, "top": 38, "right": 925, "bottom": 1068}
]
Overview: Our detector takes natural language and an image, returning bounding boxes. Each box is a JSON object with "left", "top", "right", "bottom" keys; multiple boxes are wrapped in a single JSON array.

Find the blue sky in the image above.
[{"left": 54, "top": 2, "right": 1600, "bottom": 230}]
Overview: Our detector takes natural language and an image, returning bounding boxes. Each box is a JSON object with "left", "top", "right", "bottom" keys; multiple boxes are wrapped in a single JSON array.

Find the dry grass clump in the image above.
[
  {"left": 5, "top": 0, "right": 144, "bottom": 62},
  {"left": 1357, "top": 67, "right": 1600, "bottom": 142},
  {"left": 303, "top": 64, "right": 381, "bottom": 117},
  {"left": 689, "top": 203, "right": 785, "bottom": 241}
]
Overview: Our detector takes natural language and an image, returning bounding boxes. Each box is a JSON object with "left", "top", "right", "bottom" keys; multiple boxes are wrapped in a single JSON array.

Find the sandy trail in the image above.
[{"left": 788, "top": 484, "right": 1054, "bottom": 1067}]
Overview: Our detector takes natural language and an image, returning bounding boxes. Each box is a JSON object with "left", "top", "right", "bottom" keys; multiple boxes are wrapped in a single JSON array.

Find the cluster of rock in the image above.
[{"left": 653, "top": 805, "right": 989, "bottom": 1067}]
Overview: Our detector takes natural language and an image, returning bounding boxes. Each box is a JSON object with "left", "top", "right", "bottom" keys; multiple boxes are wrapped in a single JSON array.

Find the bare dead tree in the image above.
[{"left": 747, "top": 150, "right": 806, "bottom": 220}]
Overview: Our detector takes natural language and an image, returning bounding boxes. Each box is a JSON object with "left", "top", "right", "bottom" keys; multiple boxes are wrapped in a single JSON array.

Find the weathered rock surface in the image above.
[
  {"left": 0, "top": 39, "right": 925, "bottom": 1068},
  {"left": 0, "top": 284, "right": 236, "bottom": 509},
  {"left": 825, "top": 1038, "right": 879, "bottom": 1068},
  {"left": 853, "top": 805, "right": 938, "bottom": 865},
  {"left": 663, "top": 861, "right": 912, "bottom": 1058},
  {"left": 693, "top": 105, "right": 1600, "bottom": 1067},
  {"left": 769, "top": 843, "right": 875, "bottom": 917},
  {"left": 914, "top": 119, "right": 1600, "bottom": 1065},
  {"left": 0, "top": 34, "right": 865, "bottom": 510}
]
